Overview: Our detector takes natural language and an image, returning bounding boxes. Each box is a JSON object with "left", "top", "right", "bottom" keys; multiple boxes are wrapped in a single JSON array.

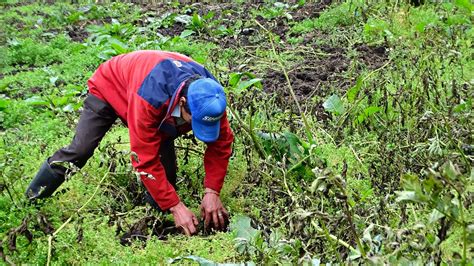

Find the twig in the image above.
[
  {"left": 336, "top": 59, "right": 392, "bottom": 127},
  {"left": 175, "top": 145, "right": 204, "bottom": 155},
  {"left": 311, "top": 220, "right": 358, "bottom": 253},
  {"left": 349, "top": 145, "right": 364, "bottom": 166},
  {"left": 2, "top": 183, "right": 19, "bottom": 209},
  {"left": 227, "top": 105, "right": 267, "bottom": 159},
  {"left": 255, "top": 19, "right": 314, "bottom": 144},
  {"left": 46, "top": 168, "right": 110, "bottom": 266},
  {"left": 280, "top": 164, "right": 298, "bottom": 207}
]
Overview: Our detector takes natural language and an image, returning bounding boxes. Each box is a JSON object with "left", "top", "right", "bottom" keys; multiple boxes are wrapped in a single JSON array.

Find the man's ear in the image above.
[{"left": 179, "top": 97, "right": 187, "bottom": 106}]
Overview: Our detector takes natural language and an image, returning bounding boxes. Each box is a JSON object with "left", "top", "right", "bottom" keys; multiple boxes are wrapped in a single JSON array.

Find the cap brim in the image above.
[{"left": 191, "top": 118, "right": 220, "bottom": 143}]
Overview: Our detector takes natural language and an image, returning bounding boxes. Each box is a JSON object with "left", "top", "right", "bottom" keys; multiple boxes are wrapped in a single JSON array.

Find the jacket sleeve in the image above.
[
  {"left": 128, "top": 93, "right": 180, "bottom": 210},
  {"left": 203, "top": 112, "right": 234, "bottom": 192}
]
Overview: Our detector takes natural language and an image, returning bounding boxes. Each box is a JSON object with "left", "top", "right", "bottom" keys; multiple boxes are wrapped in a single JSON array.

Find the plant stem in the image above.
[
  {"left": 255, "top": 20, "right": 314, "bottom": 144},
  {"left": 311, "top": 220, "right": 358, "bottom": 254},
  {"left": 227, "top": 105, "right": 267, "bottom": 159},
  {"left": 46, "top": 169, "right": 110, "bottom": 266},
  {"left": 280, "top": 165, "right": 298, "bottom": 207},
  {"left": 333, "top": 175, "right": 366, "bottom": 258}
]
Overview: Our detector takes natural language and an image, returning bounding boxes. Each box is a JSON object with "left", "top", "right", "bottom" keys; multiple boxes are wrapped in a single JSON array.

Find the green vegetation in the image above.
[{"left": 1, "top": 1, "right": 472, "bottom": 264}]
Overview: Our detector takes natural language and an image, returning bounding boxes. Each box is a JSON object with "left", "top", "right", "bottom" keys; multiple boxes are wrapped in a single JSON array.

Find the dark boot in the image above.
[
  {"left": 144, "top": 191, "right": 162, "bottom": 211},
  {"left": 25, "top": 160, "right": 65, "bottom": 200},
  {"left": 143, "top": 138, "right": 178, "bottom": 211}
]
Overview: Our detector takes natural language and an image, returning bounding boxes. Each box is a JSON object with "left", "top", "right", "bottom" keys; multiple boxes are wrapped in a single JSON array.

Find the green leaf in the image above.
[
  {"left": 311, "top": 258, "right": 321, "bottom": 266},
  {"left": 428, "top": 209, "right": 445, "bottom": 224},
  {"left": 356, "top": 106, "right": 381, "bottom": 124},
  {"left": 230, "top": 215, "right": 258, "bottom": 241},
  {"left": 168, "top": 255, "right": 252, "bottom": 266},
  {"left": 203, "top": 11, "right": 215, "bottom": 20},
  {"left": 191, "top": 13, "right": 203, "bottom": 28},
  {"left": 441, "top": 161, "right": 461, "bottom": 181},
  {"left": 228, "top": 73, "right": 243, "bottom": 87},
  {"left": 24, "top": 96, "right": 49, "bottom": 106},
  {"left": 455, "top": 0, "right": 474, "bottom": 12},
  {"left": 52, "top": 96, "right": 71, "bottom": 107},
  {"left": 228, "top": 72, "right": 261, "bottom": 95},
  {"left": 453, "top": 99, "right": 472, "bottom": 113},
  {"left": 397, "top": 174, "right": 430, "bottom": 203},
  {"left": 347, "top": 76, "right": 363, "bottom": 103},
  {"left": 49, "top": 76, "right": 58, "bottom": 85},
  {"left": 0, "top": 98, "right": 10, "bottom": 111},
  {"left": 168, "top": 255, "right": 215, "bottom": 265},
  {"left": 348, "top": 249, "right": 362, "bottom": 260},
  {"left": 109, "top": 39, "right": 129, "bottom": 54},
  {"left": 283, "top": 131, "right": 308, "bottom": 160},
  {"left": 174, "top": 15, "right": 192, "bottom": 25},
  {"left": 395, "top": 191, "right": 418, "bottom": 203},
  {"left": 236, "top": 78, "right": 262, "bottom": 92},
  {"left": 323, "top": 94, "right": 345, "bottom": 115},
  {"left": 395, "top": 191, "right": 428, "bottom": 203},
  {"left": 179, "top": 29, "right": 195, "bottom": 38},
  {"left": 0, "top": 81, "right": 10, "bottom": 92}
]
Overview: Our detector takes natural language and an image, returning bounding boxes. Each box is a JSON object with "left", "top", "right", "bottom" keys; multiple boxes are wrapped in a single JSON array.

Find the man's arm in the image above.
[
  {"left": 128, "top": 94, "right": 179, "bottom": 210},
  {"left": 203, "top": 112, "right": 234, "bottom": 192},
  {"left": 200, "top": 112, "right": 234, "bottom": 230},
  {"left": 128, "top": 94, "right": 198, "bottom": 235}
]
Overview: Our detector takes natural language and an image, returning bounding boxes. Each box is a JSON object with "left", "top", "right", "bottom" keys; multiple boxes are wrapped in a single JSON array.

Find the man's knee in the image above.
[
  {"left": 73, "top": 144, "right": 95, "bottom": 164},
  {"left": 50, "top": 142, "right": 95, "bottom": 170}
]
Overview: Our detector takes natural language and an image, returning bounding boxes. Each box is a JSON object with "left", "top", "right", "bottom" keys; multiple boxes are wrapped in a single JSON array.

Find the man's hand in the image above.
[
  {"left": 200, "top": 188, "right": 229, "bottom": 231},
  {"left": 170, "top": 202, "right": 198, "bottom": 236}
]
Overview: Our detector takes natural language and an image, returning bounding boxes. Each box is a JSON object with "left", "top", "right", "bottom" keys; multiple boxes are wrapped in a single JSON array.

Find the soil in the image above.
[
  {"left": 355, "top": 44, "right": 388, "bottom": 69},
  {"left": 66, "top": 25, "right": 88, "bottom": 42},
  {"left": 66, "top": 17, "right": 112, "bottom": 42},
  {"left": 261, "top": 46, "right": 349, "bottom": 120},
  {"left": 130, "top": 2, "right": 335, "bottom": 48},
  {"left": 259, "top": 42, "right": 388, "bottom": 120},
  {"left": 119, "top": 216, "right": 178, "bottom": 246},
  {"left": 291, "top": 0, "right": 333, "bottom": 22},
  {"left": 158, "top": 23, "right": 186, "bottom": 37}
]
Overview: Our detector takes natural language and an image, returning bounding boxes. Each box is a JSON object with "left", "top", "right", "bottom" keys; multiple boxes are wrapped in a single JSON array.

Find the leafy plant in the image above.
[
  {"left": 396, "top": 161, "right": 473, "bottom": 264},
  {"left": 227, "top": 72, "right": 262, "bottom": 96},
  {"left": 323, "top": 94, "right": 345, "bottom": 115},
  {"left": 87, "top": 20, "right": 135, "bottom": 59},
  {"left": 23, "top": 84, "right": 83, "bottom": 113},
  {"left": 230, "top": 215, "right": 302, "bottom": 264},
  {"left": 254, "top": 2, "right": 293, "bottom": 20},
  {"left": 175, "top": 11, "right": 215, "bottom": 35}
]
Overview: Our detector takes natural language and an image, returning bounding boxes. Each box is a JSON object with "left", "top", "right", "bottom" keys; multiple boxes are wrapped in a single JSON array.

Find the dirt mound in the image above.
[
  {"left": 261, "top": 47, "right": 349, "bottom": 120},
  {"left": 67, "top": 25, "right": 89, "bottom": 42},
  {"left": 292, "top": 0, "right": 333, "bottom": 21},
  {"left": 260, "top": 43, "right": 389, "bottom": 118},
  {"left": 355, "top": 44, "right": 388, "bottom": 69},
  {"left": 65, "top": 18, "right": 112, "bottom": 43},
  {"left": 262, "top": 47, "right": 349, "bottom": 99},
  {"left": 119, "top": 216, "right": 178, "bottom": 246}
]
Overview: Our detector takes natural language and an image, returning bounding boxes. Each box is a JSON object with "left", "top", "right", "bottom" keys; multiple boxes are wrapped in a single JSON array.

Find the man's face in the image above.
[{"left": 179, "top": 97, "right": 192, "bottom": 123}]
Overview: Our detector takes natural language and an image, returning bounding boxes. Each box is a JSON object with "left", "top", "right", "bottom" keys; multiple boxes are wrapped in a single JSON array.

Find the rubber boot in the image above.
[
  {"left": 144, "top": 191, "right": 162, "bottom": 211},
  {"left": 25, "top": 160, "right": 65, "bottom": 200}
]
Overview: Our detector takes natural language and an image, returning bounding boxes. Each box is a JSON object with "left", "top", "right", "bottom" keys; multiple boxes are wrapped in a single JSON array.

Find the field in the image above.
[{"left": 0, "top": 1, "right": 473, "bottom": 264}]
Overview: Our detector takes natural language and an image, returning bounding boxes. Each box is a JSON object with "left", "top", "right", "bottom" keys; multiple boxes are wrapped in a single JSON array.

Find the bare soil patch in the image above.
[
  {"left": 261, "top": 47, "right": 349, "bottom": 119},
  {"left": 355, "top": 44, "right": 388, "bottom": 69},
  {"left": 291, "top": 0, "right": 333, "bottom": 22}
]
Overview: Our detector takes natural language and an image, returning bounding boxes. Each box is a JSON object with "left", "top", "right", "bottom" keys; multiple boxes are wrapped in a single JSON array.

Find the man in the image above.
[{"left": 25, "top": 50, "right": 234, "bottom": 236}]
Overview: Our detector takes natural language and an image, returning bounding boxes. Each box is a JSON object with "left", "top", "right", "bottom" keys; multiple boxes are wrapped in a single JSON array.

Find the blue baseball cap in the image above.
[{"left": 187, "top": 78, "right": 227, "bottom": 142}]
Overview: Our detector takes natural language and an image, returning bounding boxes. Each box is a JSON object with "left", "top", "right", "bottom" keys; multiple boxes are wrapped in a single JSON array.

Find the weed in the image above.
[{"left": 0, "top": 1, "right": 472, "bottom": 265}]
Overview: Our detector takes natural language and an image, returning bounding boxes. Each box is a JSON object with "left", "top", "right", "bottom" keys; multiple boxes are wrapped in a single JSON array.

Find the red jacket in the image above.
[{"left": 87, "top": 50, "right": 234, "bottom": 210}]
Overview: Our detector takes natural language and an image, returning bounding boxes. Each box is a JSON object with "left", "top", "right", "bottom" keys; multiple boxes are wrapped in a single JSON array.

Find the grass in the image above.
[{"left": 1, "top": 0, "right": 473, "bottom": 264}]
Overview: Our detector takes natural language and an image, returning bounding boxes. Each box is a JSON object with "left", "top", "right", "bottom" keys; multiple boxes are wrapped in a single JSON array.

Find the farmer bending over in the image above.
[{"left": 25, "top": 50, "right": 234, "bottom": 235}]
